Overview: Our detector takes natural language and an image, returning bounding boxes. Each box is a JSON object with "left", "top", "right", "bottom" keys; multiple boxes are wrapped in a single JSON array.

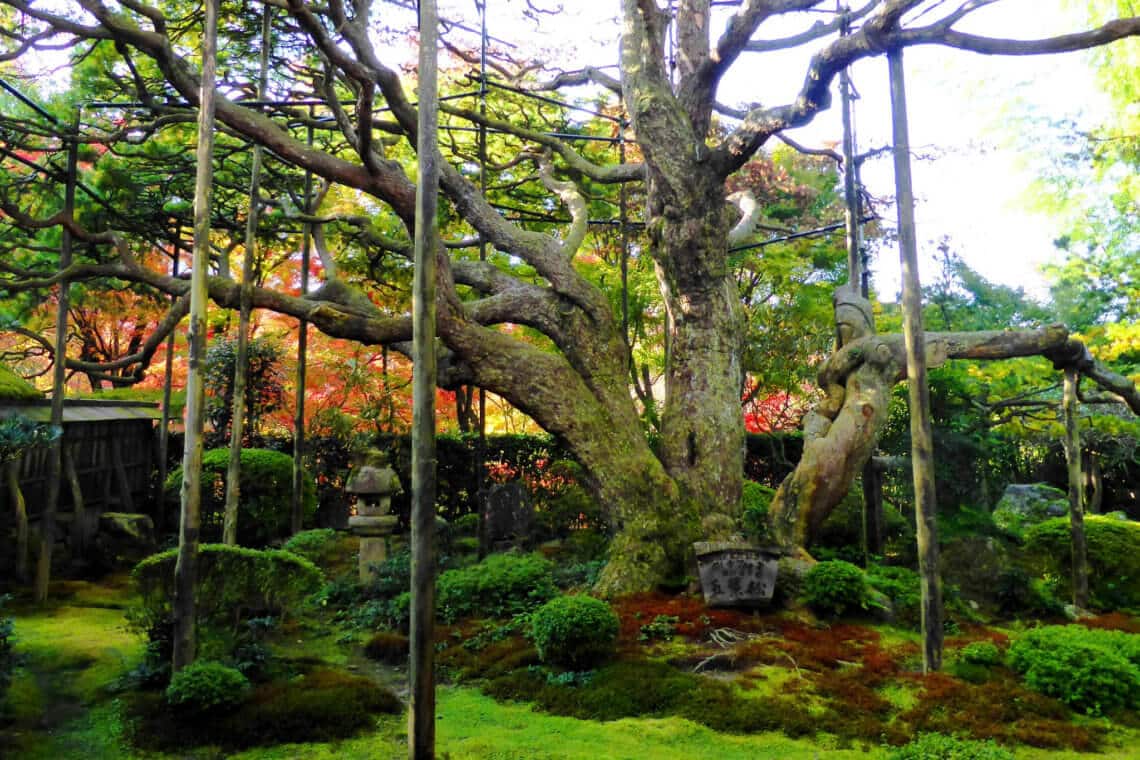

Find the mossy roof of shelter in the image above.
[{"left": 0, "top": 365, "right": 42, "bottom": 402}]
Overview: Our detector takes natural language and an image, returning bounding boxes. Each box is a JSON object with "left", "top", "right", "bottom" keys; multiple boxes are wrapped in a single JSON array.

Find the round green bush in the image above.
[
  {"left": 163, "top": 448, "right": 317, "bottom": 546},
  {"left": 530, "top": 595, "right": 619, "bottom": 669},
  {"left": 889, "top": 733, "right": 1015, "bottom": 760},
  {"left": 958, "top": 641, "right": 1002, "bottom": 667},
  {"left": 436, "top": 552, "right": 557, "bottom": 623},
  {"left": 803, "top": 560, "right": 871, "bottom": 617},
  {"left": 1008, "top": 625, "right": 1140, "bottom": 714},
  {"left": 281, "top": 529, "right": 338, "bottom": 563},
  {"left": 1024, "top": 515, "right": 1140, "bottom": 611},
  {"left": 165, "top": 660, "right": 250, "bottom": 713}
]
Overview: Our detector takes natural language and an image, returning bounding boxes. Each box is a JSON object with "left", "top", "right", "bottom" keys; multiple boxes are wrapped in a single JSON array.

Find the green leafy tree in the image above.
[{"left": 203, "top": 335, "right": 285, "bottom": 443}]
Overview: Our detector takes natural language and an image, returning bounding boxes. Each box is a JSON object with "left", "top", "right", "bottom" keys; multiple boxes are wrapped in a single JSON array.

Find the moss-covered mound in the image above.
[{"left": 0, "top": 365, "right": 41, "bottom": 402}]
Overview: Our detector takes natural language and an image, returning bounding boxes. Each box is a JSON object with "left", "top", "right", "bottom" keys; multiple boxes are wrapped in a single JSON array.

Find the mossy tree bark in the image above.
[{"left": 765, "top": 324, "right": 1137, "bottom": 551}]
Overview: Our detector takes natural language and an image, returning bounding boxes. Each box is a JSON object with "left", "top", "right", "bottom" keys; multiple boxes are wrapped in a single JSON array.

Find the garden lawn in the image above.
[{"left": 3, "top": 577, "right": 1140, "bottom": 759}]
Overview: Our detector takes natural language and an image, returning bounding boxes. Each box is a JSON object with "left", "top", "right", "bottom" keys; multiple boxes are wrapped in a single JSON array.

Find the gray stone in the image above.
[
  {"left": 993, "top": 483, "right": 1068, "bottom": 533},
  {"left": 484, "top": 482, "right": 534, "bottom": 550},
  {"left": 93, "top": 512, "right": 155, "bottom": 569},
  {"left": 693, "top": 542, "right": 779, "bottom": 608}
]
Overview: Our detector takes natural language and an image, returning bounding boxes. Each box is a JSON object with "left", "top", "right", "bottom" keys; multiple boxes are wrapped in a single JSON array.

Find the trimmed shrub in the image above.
[
  {"left": 281, "top": 529, "right": 338, "bottom": 563},
  {"left": 436, "top": 552, "right": 557, "bottom": 623},
  {"left": 958, "top": 641, "right": 1002, "bottom": 667},
  {"left": 867, "top": 564, "right": 922, "bottom": 628},
  {"left": 131, "top": 544, "right": 322, "bottom": 636},
  {"left": 741, "top": 480, "right": 775, "bottom": 544},
  {"left": 163, "top": 448, "right": 317, "bottom": 546},
  {"left": 1024, "top": 515, "right": 1140, "bottom": 611},
  {"left": 1007, "top": 625, "right": 1140, "bottom": 714},
  {"left": 165, "top": 661, "right": 249, "bottom": 713},
  {"left": 530, "top": 595, "right": 619, "bottom": 669},
  {"left": 803, "top": 560, "right": 872, "bottom": 617},
  {"left": 889, "top": 733, "right": 1015, "bottom": 760}
]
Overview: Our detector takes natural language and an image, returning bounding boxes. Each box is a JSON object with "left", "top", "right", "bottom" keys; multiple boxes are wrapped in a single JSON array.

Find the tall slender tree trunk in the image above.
[
  {"left": 889, "top": 48, "right": 942, "bottom": 673},
  {"left": 36, "top": 116, "right": 78, "bottom": 604},
  {"left": 173, "top": 0, "right": 218, "bottom": 671},
  {"left": 223, "top": 4, "right": 271, "bottom": 547},
  {"left": 409, "top": 0, "right": 439, "bottom": 755},
  {"left": 1063, "top": 367, "right": 1089, "bottom": 610}
]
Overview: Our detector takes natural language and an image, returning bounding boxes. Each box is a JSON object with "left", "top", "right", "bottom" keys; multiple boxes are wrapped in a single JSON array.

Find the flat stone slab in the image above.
[
  {"left": 694, "top": 542, "right": 779, "bottom": 608},
  {"left": 349, "top": 514, "right": 399, "bottom": 537}
]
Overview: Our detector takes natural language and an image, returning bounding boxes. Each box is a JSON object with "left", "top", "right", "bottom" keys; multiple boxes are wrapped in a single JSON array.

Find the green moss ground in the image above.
[{"left": 2, "top": 572, "right": 1139, "bottom": 759}]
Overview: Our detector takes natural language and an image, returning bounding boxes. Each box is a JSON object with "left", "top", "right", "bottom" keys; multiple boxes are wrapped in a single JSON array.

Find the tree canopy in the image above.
[{"left": 1, "top": 1, "right": 1139, "bottom": 593}]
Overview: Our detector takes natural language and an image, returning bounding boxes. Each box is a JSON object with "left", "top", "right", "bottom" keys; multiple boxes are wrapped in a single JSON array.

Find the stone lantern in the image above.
[{"left": 346, "top": 448, "right": 401, "bottom": 584}]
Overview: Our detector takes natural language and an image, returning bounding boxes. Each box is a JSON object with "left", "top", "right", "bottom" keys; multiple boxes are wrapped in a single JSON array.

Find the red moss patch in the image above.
[
  {"left": 945, "top": 625, "right": 1010, "bottom": 650},
  {"left": 897, "top": 672, "right": 1099, "bottom": 750},
  {"left": 1080, "top": 612, "right": 1140, "bottom": 634},
  {"left": 735, "top": 620, "right": 886, "bottom": 673},
  {"left": 610, "top": 592, "right": 760, "bottom": 643}
]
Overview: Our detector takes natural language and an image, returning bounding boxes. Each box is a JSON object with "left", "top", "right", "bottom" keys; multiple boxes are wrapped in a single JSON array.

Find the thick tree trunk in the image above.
[{"left": 769, "top": 325, "right": 1073, "bottom": 549}]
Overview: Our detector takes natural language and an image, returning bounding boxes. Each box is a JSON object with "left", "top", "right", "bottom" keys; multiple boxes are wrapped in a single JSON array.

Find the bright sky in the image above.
[
  {"left": 429, "top": 0, "right": 1111, "bottom": 303},
  {"left": 18, "top": 1, "right": 1109, "bottom": 303}
]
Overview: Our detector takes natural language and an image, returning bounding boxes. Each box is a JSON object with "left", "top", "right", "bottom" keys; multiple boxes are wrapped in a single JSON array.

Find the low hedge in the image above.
[{"left": 131, "top": 544, "right": 322, "bottom": 634}]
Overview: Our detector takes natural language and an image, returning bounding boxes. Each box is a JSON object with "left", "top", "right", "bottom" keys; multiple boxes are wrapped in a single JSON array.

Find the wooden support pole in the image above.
[
  {"left": 173, "top": 0, "right": 218, "bottom": 672},
  {"left": 35, "top": 115, "right": 78, "bottom": 604},
  {"left": 889, "top": 47, "right": 943, "bottom": 673},
  {"left": 1063, "top": 367, "right": 1090, "bottom": 610},
  {"left": 292, "top": 118, "right": 314, "bottom": 537},
  {"left": 157, "top": 229, "right": 180, "bottom": 533},
  {"left": 223, "top": 3, "right": 272, "bottom": 546},
  {"left": 409, "top": 0, "right": 440, "bottom": 756}
]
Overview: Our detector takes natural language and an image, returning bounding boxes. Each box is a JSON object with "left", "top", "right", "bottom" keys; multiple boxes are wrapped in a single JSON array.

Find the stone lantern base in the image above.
[{"left": 349, "top": 514, "right": 399, "bottom": 584}]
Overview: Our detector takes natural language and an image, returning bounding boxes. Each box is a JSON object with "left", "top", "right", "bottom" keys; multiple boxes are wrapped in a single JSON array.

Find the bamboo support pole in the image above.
[
  {"left": 173, "top": 0, "right": 218, "bottom": 671},
  {"left": 409, "top": 0, "right": 440, "bottom": 755},
  {"left": 889, "top": 47, "right": 943, "bottom": 673}
]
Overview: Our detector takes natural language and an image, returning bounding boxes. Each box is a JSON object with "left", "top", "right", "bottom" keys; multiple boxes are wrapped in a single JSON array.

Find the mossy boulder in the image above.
[
  {"left": 93, "top": 512, "right": 156, "bottom": 570},
  {"left": 940, "top": 535, "right": 1011, "bottom": 614},
  {"left": 1024, "top": 515, "right": 1140, "bottom": 611},
  {"left": 992, "top": 484, "right": 1068, "bottom": 535}
]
